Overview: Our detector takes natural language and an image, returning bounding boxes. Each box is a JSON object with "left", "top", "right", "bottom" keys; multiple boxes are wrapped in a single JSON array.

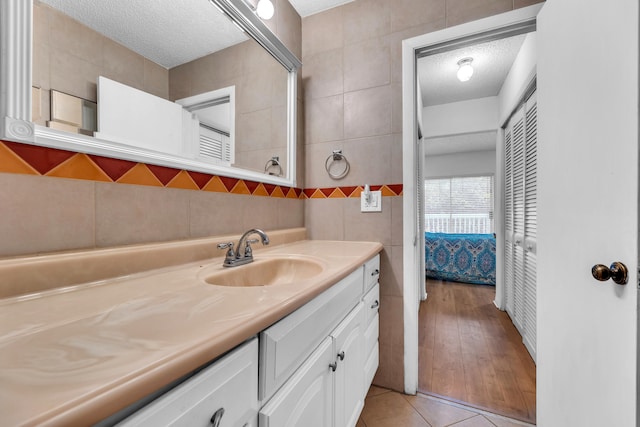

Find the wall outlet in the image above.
[{"left": 361, "top": 190, "right": 382, "bottom": 212}]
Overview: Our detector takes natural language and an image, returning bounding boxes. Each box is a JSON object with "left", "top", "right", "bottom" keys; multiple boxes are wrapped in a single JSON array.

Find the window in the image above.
[{"left": 425, "top": 176, "right": 494, "bottom": 234}]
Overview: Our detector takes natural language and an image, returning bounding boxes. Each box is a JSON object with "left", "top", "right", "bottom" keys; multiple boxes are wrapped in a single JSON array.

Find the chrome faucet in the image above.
[{"left": 217, "top": 228, "right": 270, "bottom": 267}]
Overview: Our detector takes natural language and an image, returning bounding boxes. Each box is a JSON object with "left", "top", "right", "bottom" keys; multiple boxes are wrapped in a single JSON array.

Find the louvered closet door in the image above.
[
  {"left": 511, "top": 108, "right": 526, "bottom": 335},
  {"left": 503, "top": 89, "right": 537, "bottom": 363},
  {"left": 504, "top": 121, "right": 515, "bottom": 318},
  {"left": 522, "top": 90, "right": 537, "bottom": 361},
  {"left": 504, "top": 106, "right": 525, "bottom": 330}
]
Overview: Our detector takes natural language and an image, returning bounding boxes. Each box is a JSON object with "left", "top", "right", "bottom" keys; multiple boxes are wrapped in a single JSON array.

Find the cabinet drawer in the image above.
[
  {"left": 259, "top": 268, "right": 363, "bottom": 401},
  {"left": 364, "top": 313, "right": 379, "bottom": 357},
  {"left": 363, "top": 283, "right": 380, "bottom": 327},
  {"left": 363, "top": 255, "right": 380, "bottom": 292},
  {"left": 364, "top": 342, "right": 379, "bottom": 391},
  {"left": 118, "top": 338, "right": 258, "bottom": 427}
]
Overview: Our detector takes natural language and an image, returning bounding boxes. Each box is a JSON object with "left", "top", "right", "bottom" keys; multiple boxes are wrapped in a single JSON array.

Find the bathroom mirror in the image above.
[{"left": 0, "top": 0, "right": 301, "bottom": 186}]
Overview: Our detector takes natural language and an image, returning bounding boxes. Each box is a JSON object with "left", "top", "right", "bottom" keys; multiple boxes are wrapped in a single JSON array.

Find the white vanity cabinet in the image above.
[
  {"left": 258, "top": 268, "right": 363, "bottom": 402},
  {"left": 259, "top": 304, "right": 365, "bottom": 427},
  {"left": 118, "top": 338, "right": 258, "bottom": 427},
  {"left": 259, "top": 254, "right": 380, "bottom": 427},
  {"left": 114, "top": 254, "right": 380, "bottom": 427}
]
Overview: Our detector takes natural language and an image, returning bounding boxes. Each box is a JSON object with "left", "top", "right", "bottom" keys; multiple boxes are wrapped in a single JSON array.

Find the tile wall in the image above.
[
  {"left": 2, "top": 0, "right": 305, "bottom": 258},
  {"left": 0, "top": 141, "right": 305, "bottom": 257},
  {"left": 3, "top": 0, "right": 544, "bottom": 394},
  {"left": 301, "top": 0, "right": 544, "bottom": 392}
]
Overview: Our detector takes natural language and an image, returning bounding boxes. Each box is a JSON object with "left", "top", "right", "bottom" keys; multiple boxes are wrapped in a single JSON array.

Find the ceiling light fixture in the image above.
[
  {"left": 456, "top": 58, "right": 474, "bottom": 82},
  {"left": 256, "top": 0, "right": 275, "bottom": 20}
]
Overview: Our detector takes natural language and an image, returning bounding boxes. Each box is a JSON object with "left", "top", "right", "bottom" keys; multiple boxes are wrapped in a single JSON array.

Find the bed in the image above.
[{"left": 424, "top": 232, "right": 496, "bottom": 285}]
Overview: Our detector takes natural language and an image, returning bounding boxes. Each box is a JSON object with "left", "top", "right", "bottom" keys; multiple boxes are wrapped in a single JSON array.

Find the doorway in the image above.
[
  {"left": 404, "top": 2, "right": 640, "bottom": 425},
  {"left": 401, "top": 3, "right": 544, "bottom": 423}
]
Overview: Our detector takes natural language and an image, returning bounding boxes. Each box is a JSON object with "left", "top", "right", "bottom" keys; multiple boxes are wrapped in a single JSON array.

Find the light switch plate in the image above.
[{"left": 361, "top": 190, "right": 382, "bottom": 212}]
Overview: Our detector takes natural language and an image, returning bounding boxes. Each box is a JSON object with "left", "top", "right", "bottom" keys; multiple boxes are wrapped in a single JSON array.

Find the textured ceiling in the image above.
[
  {"left": 417, "top": 34, "right": 527, "bottom": 107},
  {"left": 420, "top": 34, "right": 530, "bottom": 156},
  {"left": 40, "top": 0, "right": 353, "bottom": 69},
  {"left": 40, "top": 0, "right": 249, "bottom": 69}
]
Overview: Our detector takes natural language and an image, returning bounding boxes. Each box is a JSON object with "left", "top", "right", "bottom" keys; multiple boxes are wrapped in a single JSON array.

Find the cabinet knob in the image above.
[
  {"left": 329, "top": 362, "right": 337, "bottom": 372},
  {"left": 337, "top": 351, "right": 345, "bottom": 361},
  {"left": 371, "top": 269, "right": 380, "bottom": 277},
  {"left": 371, "top": 300, "right": 379, "bottom": 309},
  {"left": 210, "top": 408, "right": 224, "bottom": 426}
]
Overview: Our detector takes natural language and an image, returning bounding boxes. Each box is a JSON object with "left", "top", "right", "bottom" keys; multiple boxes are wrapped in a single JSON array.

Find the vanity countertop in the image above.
[{"left": 0, "top": 239, "right": 383, "bottom": 427}]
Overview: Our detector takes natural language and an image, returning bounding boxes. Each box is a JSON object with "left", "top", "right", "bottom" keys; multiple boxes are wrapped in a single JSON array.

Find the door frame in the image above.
[{"left": 401, "top": 4, "right": 544, "bottom": 394}]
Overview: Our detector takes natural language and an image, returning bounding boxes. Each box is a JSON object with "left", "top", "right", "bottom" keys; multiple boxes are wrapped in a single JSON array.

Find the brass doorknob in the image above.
[{"left": 591, "top": 262, "right": 628, "bottom": 285}]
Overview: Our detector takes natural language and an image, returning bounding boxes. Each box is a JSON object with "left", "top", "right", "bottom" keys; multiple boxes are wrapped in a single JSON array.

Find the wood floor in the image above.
[{"left": 418, "top": 279, "right": 536, "bottom": 424}]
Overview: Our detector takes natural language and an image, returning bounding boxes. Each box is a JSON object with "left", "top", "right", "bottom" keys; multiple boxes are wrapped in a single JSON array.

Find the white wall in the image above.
[
  {"left": 497, "top": 32, "right": 537, "bottom": 124},
  {"left": 422, "top": 96, "right": 499, "bottom": 138},
  {"left": 424, "top": 149, "right": 496, "bottom": 179}
]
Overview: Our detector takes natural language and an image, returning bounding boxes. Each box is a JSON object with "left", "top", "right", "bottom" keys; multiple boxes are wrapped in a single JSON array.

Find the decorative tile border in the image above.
[
  {"left": 0, "top": 140, "right": 402, "bottom": 198},
  {"left": 303, "top": 185, "right": 403, "bottom": 198}
]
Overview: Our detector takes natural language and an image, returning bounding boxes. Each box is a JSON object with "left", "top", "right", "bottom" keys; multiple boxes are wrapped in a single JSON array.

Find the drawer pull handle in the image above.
[
  {"left": 210, "top": 408, "right": 224, "bottom": 426},
  {"left": 371, "top": 300, "right": 379, "bottom": 309},
  {"left": 329, "top": 362, "right": 338, "bottom": 372},
  {"left": 337, "top": 351, "right": 345, "bottom": 361},
  {"left": 371, "top": 269, "right": 380, "bottom": 276}
]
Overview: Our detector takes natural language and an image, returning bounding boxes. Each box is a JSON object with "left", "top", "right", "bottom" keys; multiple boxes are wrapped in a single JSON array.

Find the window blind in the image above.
[
  {"left": 424, "top": 176, "right": 494, "bottom": 234},
  {"left": 199, "top": 124, "right": 232, "bottom": 165}
]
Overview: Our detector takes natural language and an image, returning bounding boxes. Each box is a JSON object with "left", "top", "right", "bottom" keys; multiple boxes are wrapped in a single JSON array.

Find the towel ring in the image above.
[
  {"left": 325, "top": 150, "right": 350, "bottom": 180},
  {"left": 264, "top": 156, "right": 283, "bottom": 177}
]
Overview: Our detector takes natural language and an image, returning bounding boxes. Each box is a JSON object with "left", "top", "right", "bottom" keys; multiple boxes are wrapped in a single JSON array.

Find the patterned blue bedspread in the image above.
[{"left": 424, "top": 232, "right": 496, "bottom": 285}]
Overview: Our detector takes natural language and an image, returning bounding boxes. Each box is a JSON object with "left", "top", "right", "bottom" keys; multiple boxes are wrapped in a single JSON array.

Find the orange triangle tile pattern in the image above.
[{"left": 0, "top": 141, "right": 402, "bottom": 198}]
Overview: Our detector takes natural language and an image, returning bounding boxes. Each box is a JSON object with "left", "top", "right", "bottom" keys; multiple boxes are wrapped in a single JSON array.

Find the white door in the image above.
[{"left": 537, "top": 1, "right": 638, "bottom": 426}]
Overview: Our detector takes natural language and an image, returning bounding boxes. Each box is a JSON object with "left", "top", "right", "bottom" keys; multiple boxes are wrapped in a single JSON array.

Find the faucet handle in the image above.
[
  {"left": 243, "top": 239, "right": 259, "bottom": 257},
  {"left": 217, "top": 242, "right": 235, "bottom": 259}
]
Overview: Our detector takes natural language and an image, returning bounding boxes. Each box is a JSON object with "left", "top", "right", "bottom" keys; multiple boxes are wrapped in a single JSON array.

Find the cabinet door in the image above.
[
  {"left": 364, "top": 341, "right": 379, "bottom": 392},
  {"left": 259, "top": 337, "right": 334, "bottom": 427},
  {"left": 118, "top": 338, "right": 258, "bottom": 427},
  {"left": 331, "top": 304, "right": 364, "bottom": 427},
  {"left": 259, "top": 268, "right": 362, "bottom": 401},
  {"left": 362, "top": 283, "right": 380, "bottom": 392}
]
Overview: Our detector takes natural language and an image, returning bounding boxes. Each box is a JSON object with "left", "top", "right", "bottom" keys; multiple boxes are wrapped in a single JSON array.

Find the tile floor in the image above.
[{"left": 357, "top": 386, "right": 536, "bottom": 427}]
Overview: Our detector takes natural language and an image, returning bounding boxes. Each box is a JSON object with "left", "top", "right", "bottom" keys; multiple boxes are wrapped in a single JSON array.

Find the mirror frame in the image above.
[{"left": 0, "top": 0, "right": 301, "bottom": 186}]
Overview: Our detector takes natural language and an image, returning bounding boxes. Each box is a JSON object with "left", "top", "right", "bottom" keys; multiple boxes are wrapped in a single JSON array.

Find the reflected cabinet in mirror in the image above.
[{"left": 0, "top": 0, "right": 301, "bottom": 186}]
